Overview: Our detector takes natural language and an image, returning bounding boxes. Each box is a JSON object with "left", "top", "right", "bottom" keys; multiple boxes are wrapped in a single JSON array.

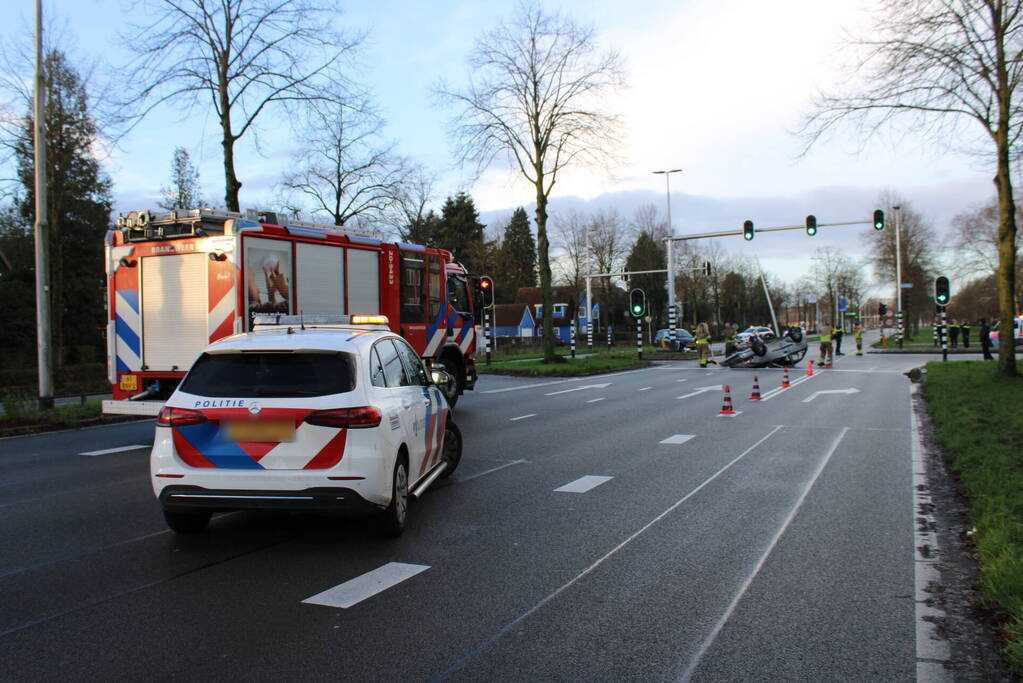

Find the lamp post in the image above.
[
  {"left": 893, "top": 204, "right": 904, "bottom": 349},
  {"left": 653, "top": 168, "right": 682, "bottom": 345}
]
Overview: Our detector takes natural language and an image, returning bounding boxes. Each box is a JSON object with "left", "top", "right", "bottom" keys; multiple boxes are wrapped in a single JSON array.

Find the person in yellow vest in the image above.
[
  {"left": 696, "top": 322, "right": 711, "bottom": 368},
  {"left": 724, "top": 325, "right": 737, "bottom": 357},
  {"left": 818, "top": 325, "right": 833, "bottom": 367},
  {"left": 855, "top": 324, "right": 864, "bottom": 355},
  {"left": 961, "top": 321, "right": 971, "bottom": 348}
]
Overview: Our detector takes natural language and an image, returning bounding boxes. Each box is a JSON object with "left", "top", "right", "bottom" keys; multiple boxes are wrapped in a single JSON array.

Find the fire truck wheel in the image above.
[
  {"left": 163, "top": 508, "right": 211, "bottom": 533},
  {"left": 376, "top": 455, "right": 408, "bottom": 538},
  {"left": 439, "top": 419, "right": 462, "bottom": 479}
]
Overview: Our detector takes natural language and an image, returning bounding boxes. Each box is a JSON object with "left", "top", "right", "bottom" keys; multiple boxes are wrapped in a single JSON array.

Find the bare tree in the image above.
[
  {"left": 801, "top": 0, "right": 1023, "bottom": 375},
  {"left": 438, "top": 2, "right": 625, "bottom": 362},
  {"left": 950, "top": 198, "right": 1023, "bottom": 280},
  {"left": 388, "top": 163, "right": 437, "bottom": 240},
  {"left": 279, "top": 100, "right": 406, "bottom": 227},
  {"left": 158, "top": 147, "right": 204, "bottom": 210},
  {"left": 121, "top": 0, "right": 362, "bottom": 212},
  {"left": 588, "top": 208, "right": 631, "bottom": 312},
  {"left": 549, "top": 210, "right": 589, "bottom": 289}
]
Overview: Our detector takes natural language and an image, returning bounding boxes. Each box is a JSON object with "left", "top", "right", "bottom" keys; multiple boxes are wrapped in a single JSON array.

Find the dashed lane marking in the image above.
[
  {"left": 676, "top": 378, "right": 689, "bottom": 383},
  {"left": 638, "top": 387, "right": 653, "bottom": 391},
  {"left": 586, "top": 398, "right": 606, "bottom": 403},
  {"left": 677, "top": 385, "right": 722, "bottom": 400},
  {"left": 659, "top": 434, "right": 695, "bottom": 445},
  {"left": 554, "top": 475, "right": 613, "bottom": 493},
  {"left": 510, "top": 414, "right": 536, "bottom": 421},
  {"left": 303, "top": 563, "right": 430, "bottom": 609},
  {"left": 79, "top": 444, "right": 149, "bottom": 456},
  {"left": 457, "top": 459, "right": 528, "bottom": 483}
]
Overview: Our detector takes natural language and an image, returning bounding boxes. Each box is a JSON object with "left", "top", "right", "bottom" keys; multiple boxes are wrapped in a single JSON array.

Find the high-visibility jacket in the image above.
[{"left": 820, "top": 330, "right": 832, "bottom": 343}]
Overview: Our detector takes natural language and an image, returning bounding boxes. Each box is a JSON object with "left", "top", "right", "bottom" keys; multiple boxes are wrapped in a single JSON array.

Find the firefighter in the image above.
[
  {"left": 961, "top": 320, "right": 971, "bottom": 348},
  {"left": 949, "top": 319, "right": 959, "bottom": 348},
  {"left": 695, "top": 322, "right": 711, "bottom": 368},
  {"left": 855, "top": 324, "right": 864, "bottom": 355},
  {"left": 833, "top": 324, "right": 844, "bottom": 356},
  {"left": 818, "top": 325, "right": 833, "bottom": 367},
  {"left": 723, "top": 325, "right": 737, "bottom": 357}
]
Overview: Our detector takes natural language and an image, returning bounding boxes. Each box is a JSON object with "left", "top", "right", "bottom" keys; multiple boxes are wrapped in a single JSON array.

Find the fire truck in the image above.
[{"left": 102, "top": 209, "right": 479, "bottom": 415}]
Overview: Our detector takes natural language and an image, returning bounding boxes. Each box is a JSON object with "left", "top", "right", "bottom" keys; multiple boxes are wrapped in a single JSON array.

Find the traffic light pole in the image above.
[
  {"left": 940, "top": 305, "right": 948, "bottom": 362},
  {"left": 483, "top": 309, "right": 491, "bottom": 366},
  {"left": 635, "top": 316, "right": 643, "bottom": 360},
  {"left": 894, "top": 206, "right": 903, "bottom": 349}
]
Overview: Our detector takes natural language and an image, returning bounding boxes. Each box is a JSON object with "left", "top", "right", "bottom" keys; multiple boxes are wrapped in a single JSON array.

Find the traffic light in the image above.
[
  {"left": 873, "top": 209, "right": 885, "bottom": 230},
  {"left": 805, "top": 214, "right": 817, "bottom": 236},
  {"left": 473, "top": 276, "right": 494, "bottom": 309},
  {"left": 742, "top": 219, "right": 754, "bottom": 241},
  {"left": 879, "top": 302, "right": 887, "bottom": 316},
  {"left": 703, "top": 261, "right": 712, "bottom": 276},
  {"left": 934, "top": 276, "right": 950, "bottom": 305},
  {"left": 629, "top": 288, "right": 646, "bottom": 317}
]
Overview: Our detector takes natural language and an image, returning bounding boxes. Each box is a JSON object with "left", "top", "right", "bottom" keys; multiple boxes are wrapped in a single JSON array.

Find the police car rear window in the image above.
[{"left": 180, "top": 352, "right": 355, "bottom": 397}]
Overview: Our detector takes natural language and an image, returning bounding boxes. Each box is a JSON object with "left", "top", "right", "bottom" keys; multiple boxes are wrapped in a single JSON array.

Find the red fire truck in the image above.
[{"left": 102, "top": 209, "right": 478, "bottom": 414}]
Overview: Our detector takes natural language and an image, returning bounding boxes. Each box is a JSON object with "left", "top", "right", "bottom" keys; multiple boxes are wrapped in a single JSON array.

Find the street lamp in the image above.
[{"left": 654, "top": 168, "right": 682, "bottom": 343}]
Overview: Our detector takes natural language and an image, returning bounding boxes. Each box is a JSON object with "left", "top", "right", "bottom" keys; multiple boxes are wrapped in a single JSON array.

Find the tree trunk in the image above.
[
  {"left": 994, "top": 9, "right": 1018, "bottom": 377},
  {"left": 220, "top": 83, "right": 242, "bottom": 212},
  {"left": 534, "top": 183, "right": 555, "bottom": 363}
]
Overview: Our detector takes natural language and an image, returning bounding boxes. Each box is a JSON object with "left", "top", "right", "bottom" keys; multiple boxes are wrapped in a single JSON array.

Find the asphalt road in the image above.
[{"left": 0, "top": 342, "right": 972, "bottom": 681}]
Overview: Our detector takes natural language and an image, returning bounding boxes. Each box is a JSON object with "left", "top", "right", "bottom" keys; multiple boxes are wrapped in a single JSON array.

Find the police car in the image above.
[{"left": 150, "top": 315, "right": 462, "bottom": 537}]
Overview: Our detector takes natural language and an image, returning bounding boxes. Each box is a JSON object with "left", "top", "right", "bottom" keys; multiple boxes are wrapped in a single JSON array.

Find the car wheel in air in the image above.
[
  {"left": 377, "top": 457, "right": 408, "bottom": 538},
  {"left": 163, "top": 508, "right": 212, "bottom": 534},
  {"left": 438, "top": 419, "right": 462, "bottom": 479},
  {"left": 751, "top": 339, "right": 768, "bottom": 356},
  {"left": 787, "top": 327, "right": 803, "bottom": 343}
]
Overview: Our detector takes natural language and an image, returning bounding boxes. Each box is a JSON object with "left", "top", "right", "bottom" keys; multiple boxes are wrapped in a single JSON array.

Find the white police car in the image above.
[{"left": 150, "top": 315, "right": 461, "bottom": 536}]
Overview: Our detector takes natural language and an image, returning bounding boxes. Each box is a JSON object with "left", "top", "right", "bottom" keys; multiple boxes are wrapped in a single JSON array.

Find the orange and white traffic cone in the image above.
[
  {"left": 807, "top": 361, "right": 814, "bottom": 377},
  {"left": 825, "top": 358, "right": 832, "bottom": 369},
  {"left": 750, "top": 376, "right": 762, "bottom": 400},
  {"left": 782, "top": 367, "right": 791, "bottom": 388},
  {"left": 719, "top": 385, "right": 736, "bottom": 415}
]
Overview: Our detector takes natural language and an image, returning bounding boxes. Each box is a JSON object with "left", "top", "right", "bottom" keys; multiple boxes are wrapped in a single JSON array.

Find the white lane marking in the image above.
[
  {"left": 436, "top": 425, "right": 785, "bottom": 680},
  {"left": 638, "top": 387, "right": 653, "bottom": 391},
  {"left": 760, "top": 373, "right": 817, "bottom": 402},
  {"left": 676, "top": 385, "right": 721, "bottom": 400},
  {"left": 303, "top": 563, "right": 430, "bottom": 609},
  {"left": 79, "top": 444, "right": 150, "bottom": 456},
  {"left": 457, "top": 459, "right": 528, "bottom": 483},
  {"left": 909, "top": 384, "right": 951, "bottom": 670},
  {"left": 586, "top": 397, "right": 606, "bottom": 403},
  {"left": 676, "top": 378, "right": 689, "bottom": 383},
  {"left": 679, "top": 427, "right": 849, "bottom": 682},
  {"left": 510, "top": 414, "right": 536, "bottom": 421},
  {"left": 554, "top": 475, "right": 613, "bottom": 493},
  {"left": 802, "top": 387, "right": 860, "bottom": 403},
  {"left": 545, "top": 382, "right": 611, "bottom": 396},
  {"left": 481, "top": 369, "right": 649, "bottom": 394},
  {"left": 659, "top": 434, "right": 695, "bottom": 445}
]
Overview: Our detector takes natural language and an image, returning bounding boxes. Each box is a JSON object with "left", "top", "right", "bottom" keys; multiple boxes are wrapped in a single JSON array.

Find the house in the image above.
[
  {"left": 492, "top": 304, "right": 536, "bottom": 338},
  {"left": 514, "top": 286, "right": 581, "bottom": 341}
]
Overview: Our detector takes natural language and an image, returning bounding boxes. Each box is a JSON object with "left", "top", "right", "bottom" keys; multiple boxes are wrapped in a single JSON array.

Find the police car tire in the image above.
[
  {"left": 788, "top": 327, "right": 803, "bottom": 343},
  {"left": 377, "top": 457, "right": 408, "bottom": 538},
  {"left": 751, "top": 339, "right": 768, "bottom": 356},
  {"left": 163, "top": 508, "right": 211, "bottom": 533},
  {"left": 439, "top": 419, "right": 462, "bottom": 479}
]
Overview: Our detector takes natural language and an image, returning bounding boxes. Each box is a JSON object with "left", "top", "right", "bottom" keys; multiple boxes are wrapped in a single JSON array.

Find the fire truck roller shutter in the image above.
[
  {"left": 142, "top": 253, "right": 209, "bottom": 370},
  {"left": 347, "top": 248, "right": 380, "bottom": 314},
  {"left": 296, "top": 242, "right": 343, "bottom": 315}
]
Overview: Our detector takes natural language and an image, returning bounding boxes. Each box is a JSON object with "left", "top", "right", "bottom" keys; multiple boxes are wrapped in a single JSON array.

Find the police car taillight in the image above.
[
  {"left": 305, "top": 406, "right": 382, "bottom": 429},
  {"left": 157, "top": 407, "right": 208, "bottom": 427}
]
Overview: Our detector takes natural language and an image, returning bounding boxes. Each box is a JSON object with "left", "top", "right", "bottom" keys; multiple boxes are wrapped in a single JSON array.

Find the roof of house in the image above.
[
  {"left": 514, "top": 286, "right": 579, "bottom": 307},
  {"left": 492, "top": 304, "right": 533, "bottom": 327}
]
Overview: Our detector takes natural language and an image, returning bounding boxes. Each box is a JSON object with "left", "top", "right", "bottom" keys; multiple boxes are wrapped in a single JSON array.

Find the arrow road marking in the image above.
[
  {"left": 677, "top": 385, "right": 722, "bottom": 400},
  {"left": 545, "top": 383, "right": 612, "bottom": 396},
  {"left": 802, "top": 387, "right": 860, "bottom": 403}
]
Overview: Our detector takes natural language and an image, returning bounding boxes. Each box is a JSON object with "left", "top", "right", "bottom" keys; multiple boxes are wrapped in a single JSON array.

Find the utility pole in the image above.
[
  {"left": 34, "top": 0, "right": 54, "bottom": 411},
  {"left": 894, "top": 205, "right": 903, "bottom": 349},
  {"left": 654, "top": 168, "right": 682, "bottom": 345}
]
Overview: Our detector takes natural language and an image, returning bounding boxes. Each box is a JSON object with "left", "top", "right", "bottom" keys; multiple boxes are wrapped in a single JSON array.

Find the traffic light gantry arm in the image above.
[{"left": 662, "top": 219, "right": 879, "bottom": 243}]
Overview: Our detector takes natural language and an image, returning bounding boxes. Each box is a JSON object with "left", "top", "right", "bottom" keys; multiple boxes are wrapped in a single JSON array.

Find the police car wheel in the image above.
[
  {"left": 163, "top": 508, "right": 211, "bottom": 534},
  {"left": 438, "top": 420, "right": 462, "bottom": 479},
  {"left": 377, "top": 457, "right": 408, "bottom": 538},
  {"left": 751, "top": 339, "right": 768, "bottom": 356}
]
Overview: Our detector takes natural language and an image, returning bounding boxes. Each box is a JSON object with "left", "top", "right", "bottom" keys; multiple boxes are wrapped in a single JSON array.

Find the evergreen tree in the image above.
[
  {"left": 493, "top": 207, "right": 536, "bottom": 304},
  {"left": 624, "top": 231, "right": 666, "bottom": 323},
  {"left": 438, "top": 192, "right": 486, "bottom": 272},
  {"left": 159, "top": 147, "right": 204, "bottom": 210},
  {"left": 13, "top": 50, "right": 113, "bottom": 365},
  {"left": 402, "top": 209, "right": 443, "bottom": 246}
]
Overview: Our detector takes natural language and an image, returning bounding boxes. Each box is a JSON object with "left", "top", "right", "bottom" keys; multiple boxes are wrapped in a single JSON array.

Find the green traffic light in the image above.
[
  {"left": 632, "top": 306, "right": 641, "bottom": 314},
  {"left": 807, "top": 227, "right": 817, "bottom": 236}
]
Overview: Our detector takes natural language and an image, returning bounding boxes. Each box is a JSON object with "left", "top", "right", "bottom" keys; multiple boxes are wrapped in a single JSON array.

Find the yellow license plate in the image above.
[
  {"left": 119, "top": 374, "right": 138, "bottom": 392},
  {"left": 224, "top": 420, "right": 296, "bottom": 443}
]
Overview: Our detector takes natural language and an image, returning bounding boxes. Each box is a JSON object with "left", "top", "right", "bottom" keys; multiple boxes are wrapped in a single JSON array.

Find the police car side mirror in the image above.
[{"left": 430, "top": 363, "right": 452, "bottom": 387}]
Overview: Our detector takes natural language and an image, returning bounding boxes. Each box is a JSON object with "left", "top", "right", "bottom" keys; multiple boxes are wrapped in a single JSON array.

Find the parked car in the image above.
[
  {"left": 990, "top": 316, "right": 1023, "bottom": 349},
  {"left": 734, "top": 326, "right": 776, "bottom": 347},
  {"left": 150, "top": 314, "right": 462, "bottom": 537},
  {"left": 653, "top": 328, "right": 696, "bottom": 351}
]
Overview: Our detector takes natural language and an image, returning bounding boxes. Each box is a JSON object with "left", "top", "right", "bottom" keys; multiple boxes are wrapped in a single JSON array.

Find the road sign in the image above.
[
  {"left": 901, "top": 283, "right": 913, "bottom": 288},
  {"left": 806, "top": 294, "right": 818, "bottom": 304}
]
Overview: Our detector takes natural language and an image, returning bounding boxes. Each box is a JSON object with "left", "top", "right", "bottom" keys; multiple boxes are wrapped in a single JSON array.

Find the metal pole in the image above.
[
  {"left": 484, "top": 310, "right": 491, "bottom": 366},
  {"left": 607, "top": 323, "right": 612, "bottom": 349},
  {"left": 941, "top": 306, "right": 948, "bottom": 362},
  {"left": 34, "top": 0, "right": 54, "bottom": 411},
  {"left": 654, "top": 168, "right": 681, "bottom": 346},
  {"left": 636, "top": 316, "right": 642, "bottom": 360},
  {"left": 585, "top": 230, "right": 593, "bottom": 350},
  {"left": 570, "top": 315, "right": 576, "bottom": 359},
  {"left": 894, "top": 205, "right": 903, "bottom": 349}
]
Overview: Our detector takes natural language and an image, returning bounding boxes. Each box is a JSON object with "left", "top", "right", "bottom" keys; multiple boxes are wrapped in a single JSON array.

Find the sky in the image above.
[{"left": 0, "top": 0, "right": 997, "bottom": 296}]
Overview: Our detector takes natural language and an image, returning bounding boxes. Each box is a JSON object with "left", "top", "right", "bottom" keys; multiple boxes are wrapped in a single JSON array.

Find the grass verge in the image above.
[
  {"left": 0, "top": 400, "right": 146, "bottom": 437},
  {"left": 924, "top": 361, "right": 1023, "bottom": 672},
  {"left": 479, "top": 353, "right": 652, "bottom": 376}
]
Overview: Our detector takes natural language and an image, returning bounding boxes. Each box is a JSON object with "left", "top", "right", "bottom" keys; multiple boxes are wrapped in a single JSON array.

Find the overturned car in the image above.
[{"left": 721, "top": 327, "right": 808, "bottom": 368}]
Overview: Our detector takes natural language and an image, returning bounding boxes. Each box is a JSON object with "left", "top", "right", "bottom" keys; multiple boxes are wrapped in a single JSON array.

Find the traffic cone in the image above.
[
  {"left": 825, "top": 358, "right": 832, "bottom": 369},
  {"left": 750, "top": 376, "right": 762, "bottom": 400},
  {"left": 806, "top": 361, "right": 814, "bottom": 377},
  {"left": 719, "top": 385, "right": 736, "bottom": 415},
  {"left": 782, "top": 367, "right": 790, "bottom": 388}
]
